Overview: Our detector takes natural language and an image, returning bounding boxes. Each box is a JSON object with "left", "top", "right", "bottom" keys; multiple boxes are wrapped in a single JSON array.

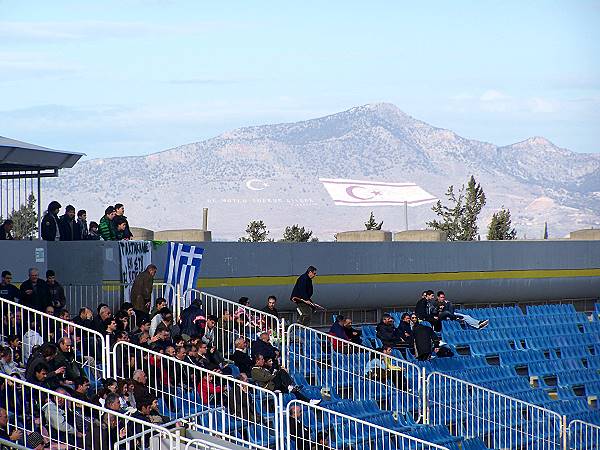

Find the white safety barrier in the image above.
[
  {"left": 64, "top": 282, "right": 176, "bottom": 320},
  {"left": 285, "top": 399, "right": 449, "bottom": 450},
  {"left": 286, "top": 323, "right": 424, "bottom": 422},
  {"left": 0, "top": 372, "right": 175, "bottom": 450},
  {"left": 0, "top": 295, "right": 108, "bottom": 380},
  {"left": 568, "top": 420, "right": 600, "bottom": 449},
  {"left": 183, "top": 289, "right": 284, "bottom": 357},
  {"left": 426, "top": 371, "right": 565, "bottom": 450},
  {"left": 112, "top": 341, "right": 281, "bottom": 450}
]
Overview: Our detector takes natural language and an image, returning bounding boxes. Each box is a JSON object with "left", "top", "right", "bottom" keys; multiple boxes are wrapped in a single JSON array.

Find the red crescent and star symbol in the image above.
[{"left": 345, "top": 186, "right": 383, "bottom": 200}]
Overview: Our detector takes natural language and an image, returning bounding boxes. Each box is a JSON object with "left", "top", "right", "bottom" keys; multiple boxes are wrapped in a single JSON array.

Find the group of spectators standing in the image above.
[{"left": 34, "top": 201, "right": 134, "bottom": 242}]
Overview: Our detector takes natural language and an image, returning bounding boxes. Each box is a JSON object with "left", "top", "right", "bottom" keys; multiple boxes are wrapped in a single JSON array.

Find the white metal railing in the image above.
[
  {"left": 111, "top": 340, "right": 280, "bottom": 450},
  {"left": 285, "top": 399, "right": 450, "bottom": 450},
  {"left": 64, "top": 282, "right": 176, "bottom": 318},
  {"left": 426, "top": 371, "right": 565, "bottom": 450},
  {"left": 568, "top": 420, "right": 600, "bottom": 449},
  {"left": 286, "top": 323, "right": 424, "bottom": 422},
  {"left": 0, "top": 295, "right": 107, "bottom": 379},
  {"left": 0, "top": 371, "right": 175, "bottom": 450},
  {"left": 183, "top": 289, "right": 284, "bottom": 357}
]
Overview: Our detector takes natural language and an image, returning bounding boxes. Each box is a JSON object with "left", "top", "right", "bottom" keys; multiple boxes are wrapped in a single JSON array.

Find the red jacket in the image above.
[{"left": 198, "top": 378, "right": 222, "bottom": 405}]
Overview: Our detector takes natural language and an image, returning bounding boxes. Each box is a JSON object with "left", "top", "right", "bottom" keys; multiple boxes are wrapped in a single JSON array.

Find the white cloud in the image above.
[
  {"left": 0, "top": 20, "right": 253, "bottom": 42},
  {"left": 527, "top": 97, "right": 560, "bottom": 113},
  {"left": 480, "top": 90, "right": 509, "bottom": 102},
  {"left": 0, "top": 51, "right": 80, "bottom": 82}
]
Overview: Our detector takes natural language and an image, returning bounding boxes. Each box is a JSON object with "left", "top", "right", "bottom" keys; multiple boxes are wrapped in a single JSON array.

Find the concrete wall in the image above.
[
  {"left": 335, "top": 230, "right": 392, "bottom": 242},
  {"left": 2, "top": 240, "right": 599, "bottom": 309},
  {"left": 570, "top": 229, "right": 600, "bottom": 240},
  {"left": 394, "top": 230, "right": 447, "bottom": 241},
  {"left": 0, "top": 241, "right": 48, "bottom": 281},
  {"left": 154, "top": 230, "right": 212, "bottom": 242}
]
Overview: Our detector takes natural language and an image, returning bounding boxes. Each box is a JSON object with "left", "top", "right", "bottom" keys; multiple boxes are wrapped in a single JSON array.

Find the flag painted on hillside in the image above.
[
  {"left": 164, "top": 242, "right": 204, "bottom": 304},
  {"left": 319, "top": 178, "right": 437, "bottom": 206}
]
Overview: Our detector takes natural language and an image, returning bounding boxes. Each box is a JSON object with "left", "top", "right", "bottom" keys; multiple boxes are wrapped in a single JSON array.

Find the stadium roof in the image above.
[{"left": 0, "top": 135, "right": 84, "bottom": 175}]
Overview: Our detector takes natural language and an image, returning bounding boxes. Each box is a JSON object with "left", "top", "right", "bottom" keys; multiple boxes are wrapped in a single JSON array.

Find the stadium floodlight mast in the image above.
[{"left": 319, "top": 178, "right": 437, "bottom": 231}]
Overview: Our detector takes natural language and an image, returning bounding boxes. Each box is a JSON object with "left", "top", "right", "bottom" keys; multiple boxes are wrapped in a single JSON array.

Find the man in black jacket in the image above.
[
  {"left": 46, "top": 270, "right": 66, "bottom": 311},
  {"left": 114, "top": 203, "right": 133, "bottom": 240},
  {"left": 41, "top": 201, "right": 62, "bottom": 241},
  {"left": 230, "top": 337, "right": 253, "bottom": 377},
  {"left": 415, "top": 290, "right": 441, "bottom": 331},
  {"left": 413, "top": 321, "right": 453, "bottom": 361},
  {"left": 59, "top": 205, "right": 80, "bottom": 241},
  {"left": 19, "top": 268, "right": 50, "bottom": 312},
  {"left": 290, "top": 265, "right": 318, "bottom": 326},
  {"left": 0, "top": 219, "right": 14, "bottom": 240},
  {"left": 0, "top": 270, "right": 19, "bottom": 302},
  {"left": 376, "top": 314, "right": 402, "bottom": 348}
]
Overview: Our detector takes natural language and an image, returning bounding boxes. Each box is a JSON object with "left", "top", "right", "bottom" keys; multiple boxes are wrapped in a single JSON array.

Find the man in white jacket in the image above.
[{"left": 42, "top": 388, "right": 83, "bottom": 446}]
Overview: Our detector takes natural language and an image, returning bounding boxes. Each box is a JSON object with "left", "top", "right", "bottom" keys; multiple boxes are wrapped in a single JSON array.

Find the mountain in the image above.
[{"left": 45, "top": 103, "right": 600, "bottom": 240}]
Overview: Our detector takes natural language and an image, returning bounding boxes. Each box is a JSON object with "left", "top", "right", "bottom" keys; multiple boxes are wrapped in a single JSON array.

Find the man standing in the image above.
[
  {"left": 130, "top": 264, "right": 157, "bottom": 314},
  {"left": 19, "top": 268, "right": 50, "bottom": 312},
  {"left": 41, "top": 201, "right": 62, "bottom": 241},
  {"left": 98, "top": 206, "right": 117, "bottom": 241},
  {"left": 59, "top": 205, "right": 79, "bottom": 241},
  {"left": 46, "top": 270, "right": 66, "bottom": 311},
  {"left": 290, "top": 266, "right": 319, "bottom": 326},
  {"left": 0, "top": 271, "right": 19, "bottom": 302},
  {"left": 76, "top": 210, "right": 89, "bottom": 240},
  {"left": 0, "top": 219, "right": 14, "bottom": 240},
  {"left": 262, "top": 295, "right": 279, "bottom": 318},
  {"left": 114, "top": 203, "right": 133, "bottom": 240}
]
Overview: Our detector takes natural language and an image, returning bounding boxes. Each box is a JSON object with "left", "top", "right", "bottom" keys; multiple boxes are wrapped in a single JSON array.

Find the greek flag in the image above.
[{"left": 164, "top": 242, "right": 204, "bottom": 304}]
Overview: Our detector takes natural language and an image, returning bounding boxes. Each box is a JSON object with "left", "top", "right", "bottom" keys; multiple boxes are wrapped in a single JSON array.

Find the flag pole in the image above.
[{"left": 404, "top": 201, "right": 408, "bottom": 231}]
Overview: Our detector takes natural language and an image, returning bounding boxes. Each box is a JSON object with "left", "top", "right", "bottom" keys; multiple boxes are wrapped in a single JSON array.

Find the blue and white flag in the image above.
[{"left": 164, "top": 242, "right": 204, "bottom": 304}]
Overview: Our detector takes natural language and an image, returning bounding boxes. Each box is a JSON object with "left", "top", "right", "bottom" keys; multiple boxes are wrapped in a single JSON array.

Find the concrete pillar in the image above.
[
  {"left": 394, "top": 230, "right": 447, "bottom": 241},
  {"left": 570, "top": 229, "right": 600, "bottom": 240},
  {"left": 335, "top": 230, "right": 392, "bottom": 242},
  {"left": 202, "top": 208, "right": 208, "bottom": 231},
  {"left": 129, "top": 227, "right": 154, "bottom": 240}
]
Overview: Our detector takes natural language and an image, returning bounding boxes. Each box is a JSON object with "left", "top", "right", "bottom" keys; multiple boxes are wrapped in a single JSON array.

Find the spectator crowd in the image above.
[
  {"left": 0, "top": 265, "right": 321, "bottom": 449},
  {"left": 0, "top": 200, "right": 134, "bottom": 241}
]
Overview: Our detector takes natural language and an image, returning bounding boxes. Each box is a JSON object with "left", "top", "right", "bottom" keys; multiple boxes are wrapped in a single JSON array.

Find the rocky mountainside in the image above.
[{"left": 45, "top": 103, "right": 600, "bottom": 240}]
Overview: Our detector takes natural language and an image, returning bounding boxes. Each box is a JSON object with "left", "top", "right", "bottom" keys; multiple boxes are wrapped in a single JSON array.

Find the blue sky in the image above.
[{"left": 1, "top": 0, "right": 599, "bottom": 158}]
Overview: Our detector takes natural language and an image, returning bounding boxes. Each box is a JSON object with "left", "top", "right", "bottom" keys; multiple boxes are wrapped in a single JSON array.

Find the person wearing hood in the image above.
[
  {"left": 41, "top": 201, "right": 62, "bottom": 241},
  {"left": 59, "top": 204, "right": 80, "bottom": 241},
  {"left": 179, "top": 297, "right": 206, "bottom": 337},
  {"left": 114, "top": 203, "right": 133, "bottom": 240}
]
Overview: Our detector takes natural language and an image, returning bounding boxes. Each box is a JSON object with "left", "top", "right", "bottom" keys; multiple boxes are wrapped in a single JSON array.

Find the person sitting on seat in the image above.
[
  {"left": 231, "top": 338, "right": 253, "bottom": 377},
  {"left": 251, "top": 354, "right": 320, "bottom": 405},
  {"left": 342, "top": 317, "right": 362, "bottom": 346},
  {"left": 375, "top": 314, "right": 402, "bottom": 349},
  {"left": 435, "top": 291, "right": 489, "bottom": 329},
  {"left": 43, "top": 387, "right": 83, "bottom": 446}
]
